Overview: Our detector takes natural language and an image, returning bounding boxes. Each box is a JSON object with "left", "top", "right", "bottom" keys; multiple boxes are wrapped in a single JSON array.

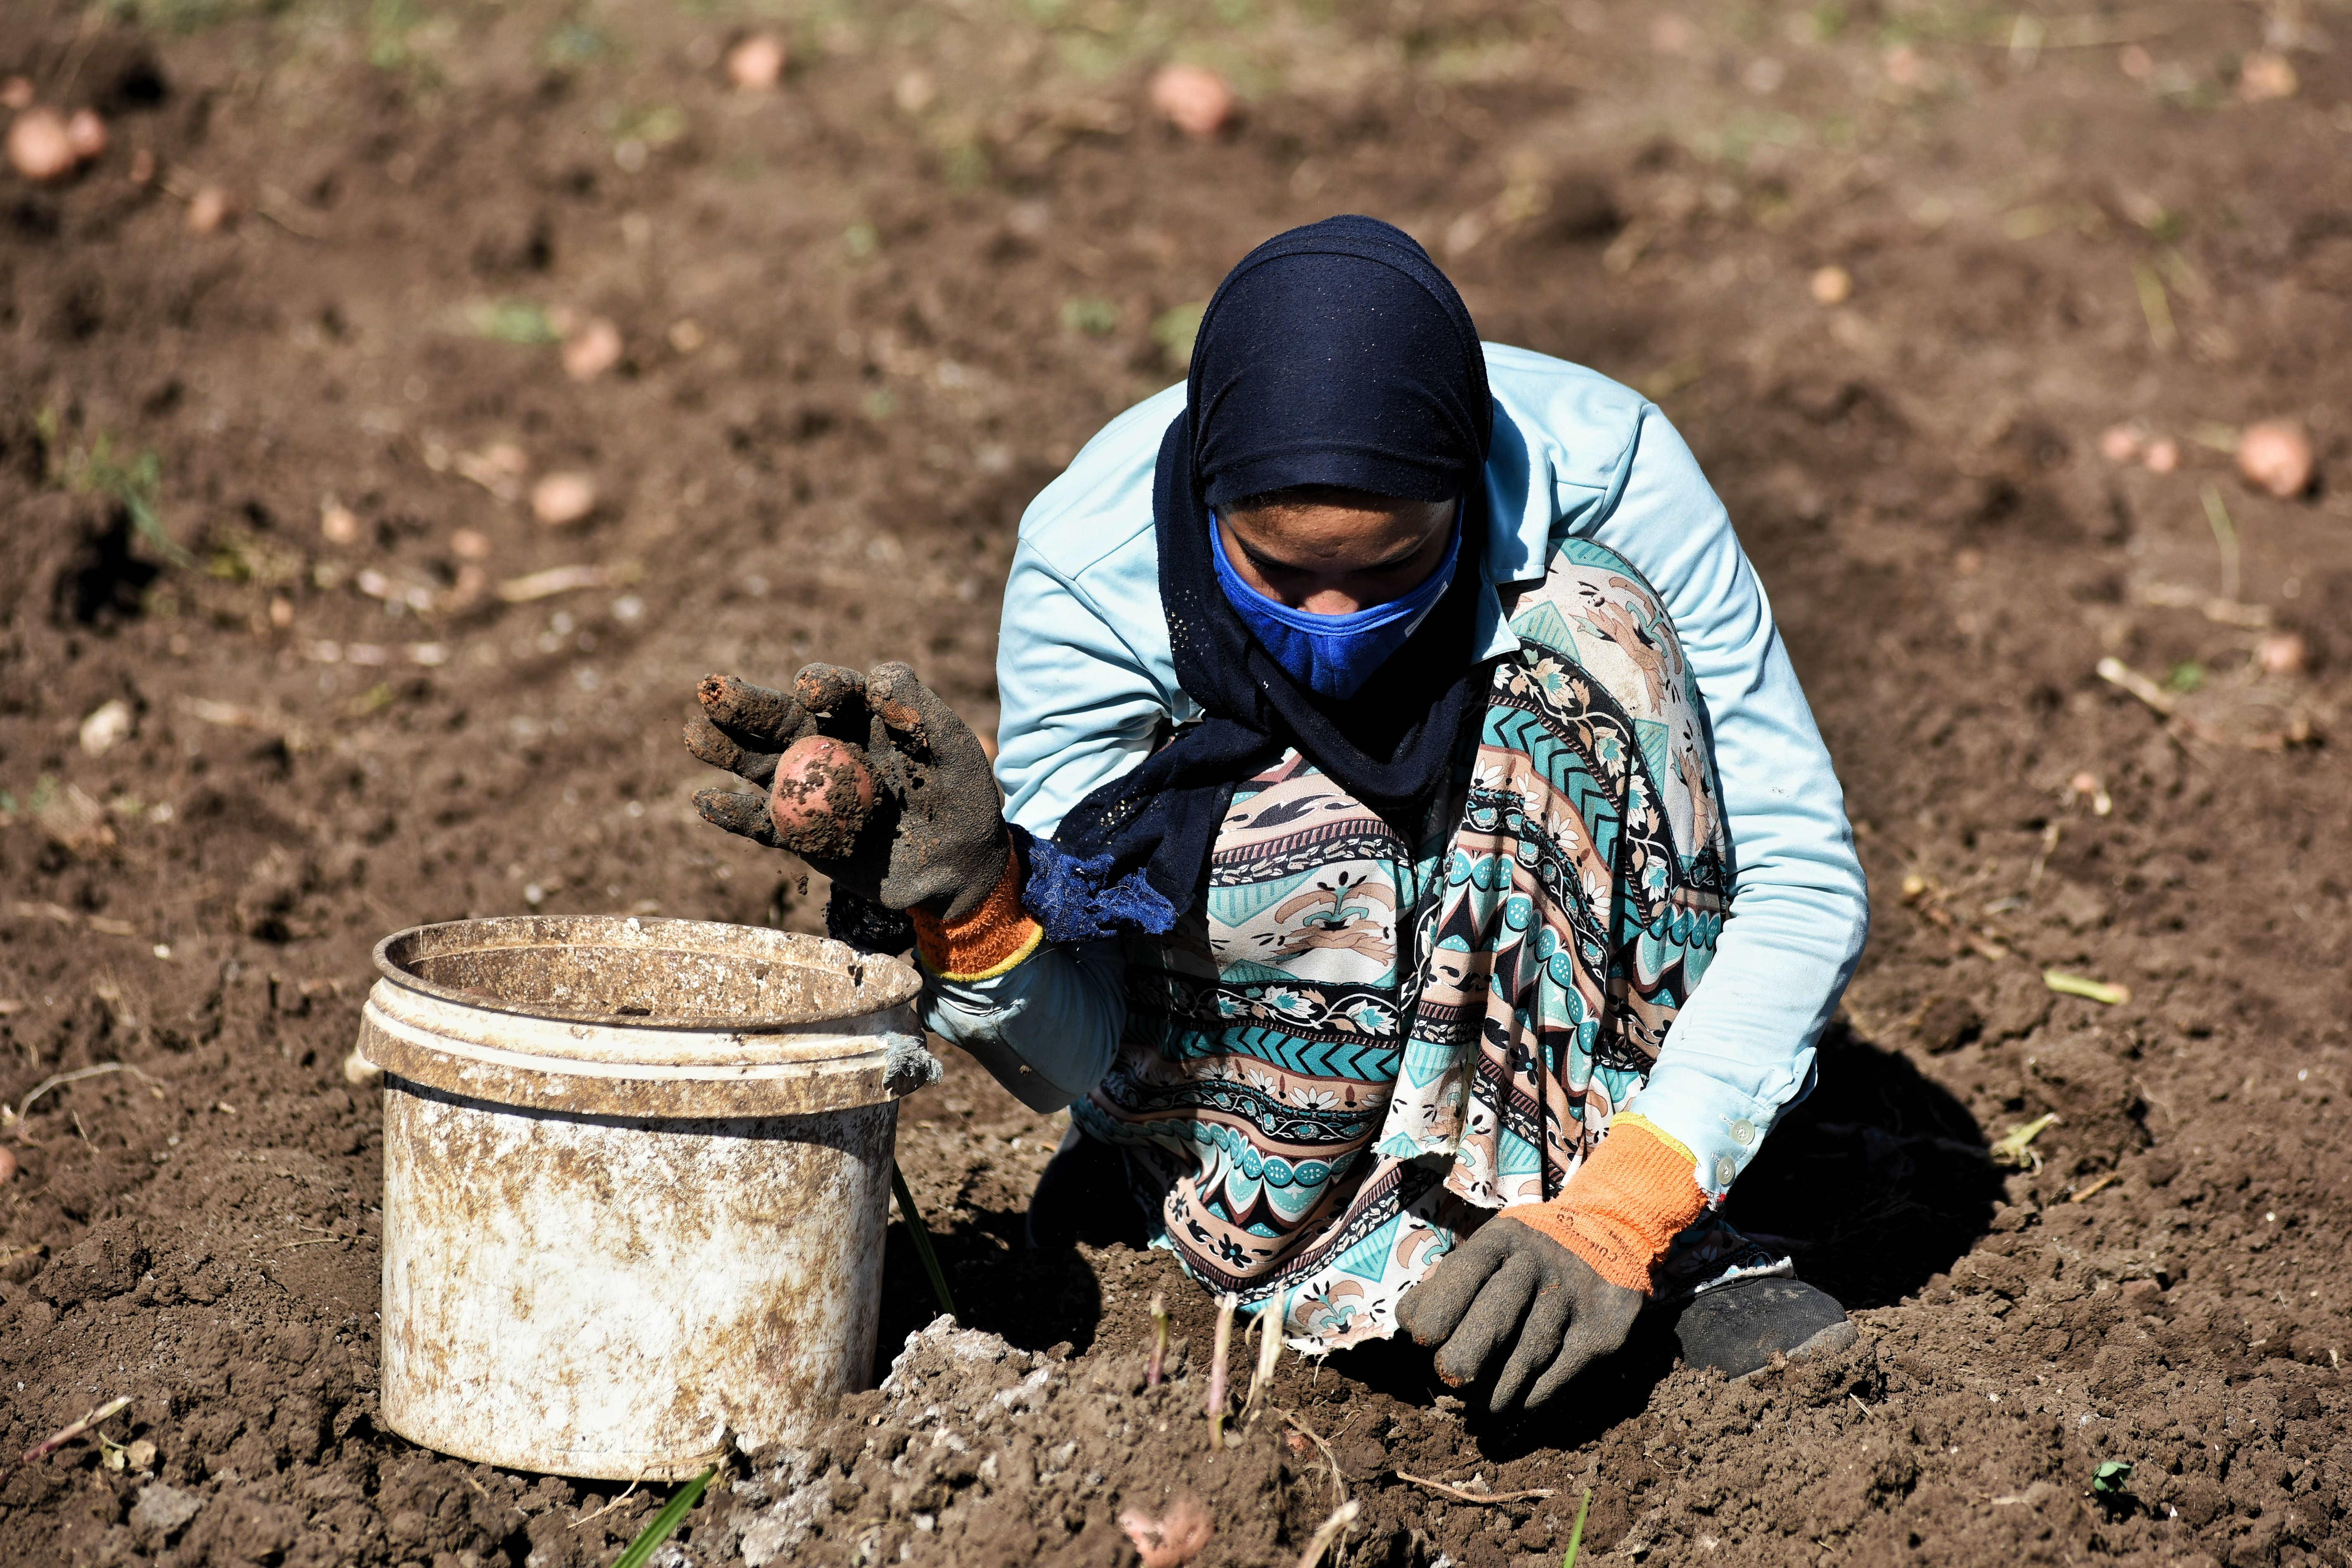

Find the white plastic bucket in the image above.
[{"left": 357, "top": 915, "right": 933, "bottom": 1481}]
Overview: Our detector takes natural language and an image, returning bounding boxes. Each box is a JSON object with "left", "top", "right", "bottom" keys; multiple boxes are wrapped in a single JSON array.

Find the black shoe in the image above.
[
  {"left": 1025, "top": 1128, "right": 1150, "bottom": 1251},
  {"left": 1674, "top": 1276, "right": 1857, "bottom": 1379}
]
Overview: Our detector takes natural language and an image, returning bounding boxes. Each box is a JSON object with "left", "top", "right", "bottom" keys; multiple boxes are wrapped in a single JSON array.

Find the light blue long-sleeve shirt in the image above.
[{"left": 924, "top": 344, "right": 1869, "bottom": 1204}]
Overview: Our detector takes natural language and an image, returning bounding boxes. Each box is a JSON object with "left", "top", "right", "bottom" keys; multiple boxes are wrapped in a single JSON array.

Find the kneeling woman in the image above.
[{"left": 688, "top": 217, "right": 1869, "bottom": 1408}]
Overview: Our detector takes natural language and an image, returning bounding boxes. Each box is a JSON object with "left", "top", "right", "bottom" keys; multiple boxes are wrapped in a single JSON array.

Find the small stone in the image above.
[
  {"left": 1809, "top": 265, "right": 1853, "bottom": 305},
  {"left": 79, "top": 698, "right": 133, "bottom": 757},
  {"left": 186, "top": 184, "right": 234, "bottom": 234},
  {"left": 320, "top": 501, "right": 362, "bottom": 545},
  {"left": 894, "top": 70, "right": 936, "bottom": 115},
  {"left": 2096, "top": 424, "right": 2141, "bottom": 464},
  {"left": 2140, "top": 435, "right": 2179, "bottom": 474},
  {"left": 130, "top": 1482, "right": 203, "bottom": 1542}
]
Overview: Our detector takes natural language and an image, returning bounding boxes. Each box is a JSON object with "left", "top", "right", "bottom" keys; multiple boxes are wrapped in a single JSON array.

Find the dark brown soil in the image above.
[{"left": 3, "top": 1, "right": 2349, "bottom": 1566}]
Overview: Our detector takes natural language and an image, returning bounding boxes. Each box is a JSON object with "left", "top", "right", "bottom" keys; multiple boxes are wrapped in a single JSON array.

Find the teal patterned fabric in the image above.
[{"left": 1076, "top": 538, "right": 1777, "bottom": 1349}]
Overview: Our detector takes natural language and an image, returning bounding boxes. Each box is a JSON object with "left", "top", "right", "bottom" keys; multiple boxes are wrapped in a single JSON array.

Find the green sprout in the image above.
[
  {"left": 1150, "top": 302, "right": 1206, "bottom": 372},
  {"left": 1562, "top": 1486, "right": 1593, "bottom": 1567},
  {"left": 2043, "top": 970, "right": 2130, "bottom": 1007},
  {"left": 2092, "top": 1459, "right": 2134, "bottom": 1498},
  {"left": 1989, "top": 1112, "right": 2061, "bottom": 1171},
  {"left": 612, "top": 1466, "right": 714, "bottom": 1568},
  {"left": 40, "top": 412, "right": 189, "bottom": 568},
  {"left": 1061, "top": 297, "right": 1119, "bottom": 337},
  {"left": 469, "top": 299, "right": 559, "bottom": 345},
  {"left": 892, "top": 1160, "right": 957, "bottom": 1318}
]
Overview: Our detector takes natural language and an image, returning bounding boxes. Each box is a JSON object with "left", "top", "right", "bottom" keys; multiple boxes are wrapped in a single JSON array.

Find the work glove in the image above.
[
  {"left": 685, "top": 662, "right": 1010, "bottom": 922},
  {"left": 1396, "top": 1113, "right": 1712, "bottom": 1411},
  {"left": 1396, "top": 1217, "right": 1643, "bottom": 1412}
]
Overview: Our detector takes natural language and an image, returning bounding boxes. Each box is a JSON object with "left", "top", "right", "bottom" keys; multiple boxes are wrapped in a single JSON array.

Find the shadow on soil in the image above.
[
  {"left": 1723, "top": 1018, "right": 2005, "bottom": 1312},
  {"left": 877, "top": 1204, "right": 1108, "bottom": 1369},
  {"left": 875, "top": 1022, "right": 1998, "bottom": 1405},
  {"left": 1344, "top": 1019, "right": 2003, "bottom": 1445}
]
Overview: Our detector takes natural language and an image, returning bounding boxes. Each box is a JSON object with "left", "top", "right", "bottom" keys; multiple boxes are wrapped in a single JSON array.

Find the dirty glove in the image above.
[
  {"left": 1396, "top": 1217, "right": 1641, "bottom": 1411},
  {"left": 686, "top": 663, "right": 1041, "bottom": 975},
  {"left": 1396, "top": 1114, "right": 1708, "bottom": 1410}
]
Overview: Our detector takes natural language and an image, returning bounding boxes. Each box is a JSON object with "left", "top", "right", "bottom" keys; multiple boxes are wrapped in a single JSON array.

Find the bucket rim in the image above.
[{"left": 371, "top": 914, "right": 922, "bottom": 1031}]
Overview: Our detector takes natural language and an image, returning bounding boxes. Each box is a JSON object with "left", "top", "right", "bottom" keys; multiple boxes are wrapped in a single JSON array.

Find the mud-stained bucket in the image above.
[{"left": 357, "top": 915, "right": 934, "bottom": 1481}]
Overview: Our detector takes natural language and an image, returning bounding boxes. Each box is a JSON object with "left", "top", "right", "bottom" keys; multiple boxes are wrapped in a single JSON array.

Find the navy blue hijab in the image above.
[{"left": 1020, "top": 216, "right": 1497, "bottom": 940}]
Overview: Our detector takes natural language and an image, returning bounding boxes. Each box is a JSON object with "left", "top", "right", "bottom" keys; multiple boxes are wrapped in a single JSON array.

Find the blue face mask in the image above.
[{"left": 1210, "top": 509, "right": 1462, "bottom": 700}]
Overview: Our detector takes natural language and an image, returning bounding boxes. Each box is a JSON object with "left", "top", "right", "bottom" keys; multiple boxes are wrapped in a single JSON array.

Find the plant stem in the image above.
[
  {"left": 2201, "top": 482, "right": 2240, "bottom": 604},
  {"left": 1245, "top": 1299, "right": 1283, "bottom": 1418},
  {"left": 17, "top": 1396, "right": 131, "bottom": 1468},
  {"left": 612, "top": 1466, "right": 714, "bottom": 1568},
  {"left": 1205, "top": 1294, "right": 1236, "bottom": 1448},
  {"left": 1294, "top": 1498, "right": 1360, "bottom": 1568},
  {"left": 891, "top": 1159, "right": 956, "bottom": 1320},
  {"left": 1145, "top": 1293, "right": 1169, "bottom": 1388},
  {"left": 1562, "top": 1486, "right": 1593, "bottom": 1568}
]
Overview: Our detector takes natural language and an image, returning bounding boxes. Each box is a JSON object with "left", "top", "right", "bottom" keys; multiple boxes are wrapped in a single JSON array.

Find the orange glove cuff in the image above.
[
  {"left": 909, "top": 843, "right": 1043, "bottom": 981},
  {"left": 1501, "top": 1114, "right": 1708, "bottom": 1294}
]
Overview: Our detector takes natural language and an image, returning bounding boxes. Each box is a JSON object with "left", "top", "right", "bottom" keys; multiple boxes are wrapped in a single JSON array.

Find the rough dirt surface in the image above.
[{"left": 2, "top": 0, "right": 2349, "bottom": 1565}]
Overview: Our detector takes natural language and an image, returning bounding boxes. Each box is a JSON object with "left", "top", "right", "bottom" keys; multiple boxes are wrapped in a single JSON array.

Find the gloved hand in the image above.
[
  {"left": 1398, "top": 1113, "right": 1714, "bottom": 1410},
  {"left": 686, "top": 662, "right": 1010, "bottom": 922},
  {"left": 1396, "top": 1216, "right": 1643, "bottom": 1411}
]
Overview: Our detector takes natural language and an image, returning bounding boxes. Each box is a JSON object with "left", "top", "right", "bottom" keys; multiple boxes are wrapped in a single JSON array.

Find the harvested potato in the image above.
[
  {"left": 2236, "top": 419, "right": 2314, "bottom": 499},
  {"left": 727, "top": 34, "right": 786, "bottom": 92},
  {"left": 2257, "top": 631, "right": 2309, "bottom": 677},
  {"left": 64, "top": 108, "right": 106, "bottom": 162},
  {"left": 530, "top": 471, "right": 598, "bottom": 526},
  {"left": 561, "top": 317, "right": 623, "bottom": 381},
  {"left": 7, "top": 107, "right": 75, "bottom": 183},
  {"left": 1150, "top": 64, "right": 1234, "bottom": 140},
  {"left": 768, "top": 734, "right": 876, "bottom": 858}
]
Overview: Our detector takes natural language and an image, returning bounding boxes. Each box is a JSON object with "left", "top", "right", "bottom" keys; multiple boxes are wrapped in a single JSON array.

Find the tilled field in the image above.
[{"left": 2, "top": 1, "right": 2348, "bottom": 1565}]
